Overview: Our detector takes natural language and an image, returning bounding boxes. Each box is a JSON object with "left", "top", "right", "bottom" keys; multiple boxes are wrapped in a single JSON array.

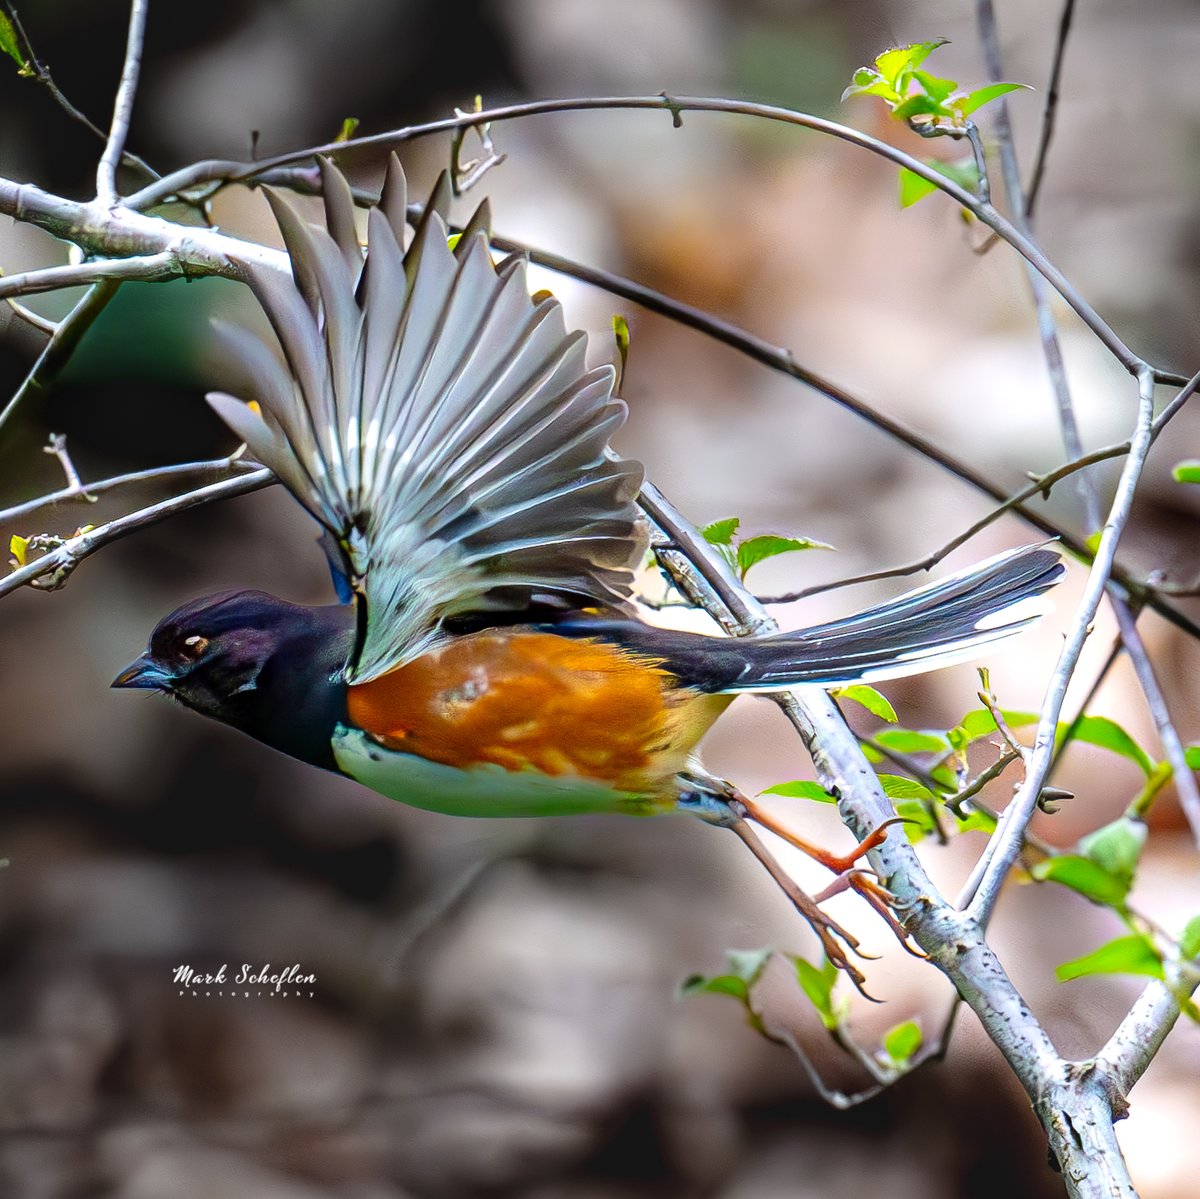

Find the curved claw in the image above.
[{"left": 724, "top": 816, "right": 881, "bottom": 998}]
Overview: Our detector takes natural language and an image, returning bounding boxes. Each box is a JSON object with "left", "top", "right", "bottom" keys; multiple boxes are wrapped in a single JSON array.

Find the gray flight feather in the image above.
[{"left": 207, "top": 156, "right": 646, "bottom": 682}]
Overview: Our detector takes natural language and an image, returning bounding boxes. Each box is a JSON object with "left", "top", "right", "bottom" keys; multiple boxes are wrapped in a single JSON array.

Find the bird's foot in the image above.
[
  {"left": 817, "top": 870, "right": 926, "bottom": 959},
  {"left": 676, "top": 783, "right": 879, "bottom": 996},
  {"left": 737, "top": 797, "right": 906, "bottom": 876},
  {"left": 681, "top": 780, "right": 919, "bottom": 971}
]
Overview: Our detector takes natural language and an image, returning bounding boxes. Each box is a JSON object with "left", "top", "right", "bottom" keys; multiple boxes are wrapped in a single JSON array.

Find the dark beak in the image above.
[{"left": 111, "top": 654, "right": 172, "bottom": 690}]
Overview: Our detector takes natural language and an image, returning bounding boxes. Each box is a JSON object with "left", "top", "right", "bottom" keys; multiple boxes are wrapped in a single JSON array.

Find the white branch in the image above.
[
  {"left": 964, "top": 368, "right": 1168, "bottom": 922},
  {"left": 0, "top": 251, "right": 182, "bottom": 301},
  {"left": 96, "top": 0, "right": 149, "bottom": 203},
  {"left": 1099, "top": 966, "right": 1200, "bottom": 1099}
]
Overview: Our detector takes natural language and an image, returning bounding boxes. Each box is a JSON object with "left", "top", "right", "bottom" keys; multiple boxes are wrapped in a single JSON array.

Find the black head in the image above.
[{"left": 113, "top": 590, "right": 356, "bottom": 770}]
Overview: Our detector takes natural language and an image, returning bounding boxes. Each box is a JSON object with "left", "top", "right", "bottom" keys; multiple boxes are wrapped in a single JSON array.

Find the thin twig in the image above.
[
  {"left": 3, "top": 296, "right": 57, "bottom": 334},
  {"left": 758, "top": 442, "right": 1127, "bottom": 605},
  {"left": 0, "top": 281, "right": 118, "bottom": 436},
  {"left": 1110, "top": 602, "right": 1200, "bottom": 849},
  {"left": 770, "top": 1026, "right": 884, "bottom": 1109},
  {"left": 41, "top": 433, "right": 92, "bottom": 501},
  {"left": 965, "top": 123, "right": 991, "bottom": 204},
  {"left": 978, "top": 0, "right": 1200, "bottom": 868},
  {"left": 3, "top": 2, "right": 158, "bottom": 182},
  {"left": 115, "top": 93, "right": 1154, "bottom": 377},
  {"left": 0, "top": 469, "right": 273, "bottom": 599},
  {"left": 1025, "top": 0, "right": 1077, "bottom": 219},
  {"left": 1046, "top": 634, "right": 1123, "bottom": 786},
  {"left": 976, "top": 0, "right": 1097, "bottom": 532},
  {"left": 965, "top": 368, "right": 1169, "bottom": 923},
  {"left": 0, "top": 455, "right": 261, "bottom": 524},
  {"left": 96, "top": 0, "right": 149, "bottom": 203}
]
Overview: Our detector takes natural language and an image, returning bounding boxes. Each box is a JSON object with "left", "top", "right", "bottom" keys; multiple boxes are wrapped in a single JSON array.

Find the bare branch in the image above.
[
  {"left": 976, "top": 0, "right": 1098, "bottom": 533},
  {"left": 0, "top": 455, "right": 261, "bottom": 524},
  {"left": 0, "top": 468, "right": 273, "bottom": 599},
  {"left": 977, "top": 0, "right": 1200, "bottom": 870},
  {"left": 0, "top": 281, "right": 118, "bottom": 436},
  {"left": 3, "top": 296, "right": 57, "bottom": 334},
  {"left": 1026, "top": 0, "right": 1077, "bottom": 219},
  {"left": 1110, "top": 602, "right": 1200, "bottom": 849},
  {"left": 965, "top": 367, "right": 1170, "bottom": 924},
  {"left": 0, "top": 251, "right": 183, "bottom": 301},
  {"left": 96, "top": 0, "right": 149, "bottom": 203},
  {"left": 758, "top": 442, "right": 1128, "bottom": 605},
  {"left": 41, "top": 433, "right": 92, "bottom": 501},
  {"left": 116, "top": 94, "right": 1152, "bottom": 376},
  {"left": 1099, "top": 968, "right": 1200, "bottom": 1099},
  {"left": 3, "top": 1, "right": 158, "bottom": 182}
]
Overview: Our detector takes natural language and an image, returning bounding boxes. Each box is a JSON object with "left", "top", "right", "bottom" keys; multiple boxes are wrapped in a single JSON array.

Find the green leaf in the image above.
[
  {"left": 841, "top": 75, "right": 900, "bottom": 104},
  {"left": 899, "top": 168, "right": 940, "bottom": 208},
  {"left": 833, "top": 684, "right": 897, "bottom": 723},
  {"left": 1056, "top": 934, "right": 1164, "bottom": 983},
  {"left": 892, "top": 94, "right": 952, "bottom": 124},
  {"left": 877, "top": 774, "right": 935, "bottom": 801},
  {"left": 1180, "top": 916, "right": 1200, "bottom": 962},
  {"left": 701, "top": 517, "right": 740, "bottom": 546},
  {"left": 1059, "top": 715, "right": 1155, "bottom": 777},
  {"left": 334, "top": 116, "right": 360, "bottom": 143},
  {"left": 736, "top": 534, "right": 834, "bottom": 578},
  {"left": 954, "top": 708, "right": 1040, "bottom": 742},
  {"left": 1083, "top": 529, "right": 1103, "bottom": 556},
  {"left": 883, "top": 1019, "right": 923, "bottom": 1066},
  {"left": 760, "top": 780, "right": 836, "bottom": 803},
  {"left": 958, "top": 81, "right": 1029, "bottom": 117},
  {"left": 874, "top": 39, "right": 948, "bottom": 88},
  {"left": 1173, "top": 461, "right": 1200, "bottom": 484},
  {"left": 1187, "top": 745, "right": 1200, "bottom": 771},
  {"left": 874, "top": 729, "right": 950, "bottom": 755},
  {"left": 681, "top": 946, "right": 772, "bottom": 1002},
  {"left": 899, "top": 156, "right": 982, "bottom": 207},
  {"left": 0, "top": 13, "right": 27, "bottom": 71},
  {"left": 1077, "top": 817, "right": 1147, "bottom": 885},
  {"left": 1031, "top": 855, "right": 1129, "bottom": 907},
  {"left": 893, "top": 798, "right": 937, "bottom": 843},
  {"left": 789, "top": 954, "right": 838, "bottom": 1029},
  {"left": 956, "top": 710, "right": 1153, "bottom": 775},
  {"left": 954, "top": 808, "right": 997, "bottom": 835},
  {"left": 910, "top": 69, "right": 958, "bottom": 102}
]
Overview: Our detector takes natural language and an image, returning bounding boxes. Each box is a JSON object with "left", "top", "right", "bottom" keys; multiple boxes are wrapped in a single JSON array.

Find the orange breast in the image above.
[{"left": 346, "top": 629, "right": 731, "bottom": 796}]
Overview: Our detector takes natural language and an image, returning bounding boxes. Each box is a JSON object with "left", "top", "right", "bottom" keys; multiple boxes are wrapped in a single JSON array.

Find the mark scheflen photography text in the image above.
[{"left": 173, "top": 963, "right": 316, "bottom": 997}]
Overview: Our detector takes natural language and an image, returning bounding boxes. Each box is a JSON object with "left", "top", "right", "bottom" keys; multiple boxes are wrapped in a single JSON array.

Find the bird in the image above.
[{"left": 113, "top": 156, "right": 1063, "bottom": 986}]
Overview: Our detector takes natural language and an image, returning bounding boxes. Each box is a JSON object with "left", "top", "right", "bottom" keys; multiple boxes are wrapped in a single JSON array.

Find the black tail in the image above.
[
  {"left": 724, "top": 543, "right": 1064, "bottom": 690},
  {"left": 549, "top": 543, "right": 1064, "bottom": 693}
]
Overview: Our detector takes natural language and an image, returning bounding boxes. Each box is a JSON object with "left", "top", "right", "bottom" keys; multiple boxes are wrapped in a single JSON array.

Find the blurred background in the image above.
[{"left": 1, "top": 0, "right": 1199, "bottom": 1195}]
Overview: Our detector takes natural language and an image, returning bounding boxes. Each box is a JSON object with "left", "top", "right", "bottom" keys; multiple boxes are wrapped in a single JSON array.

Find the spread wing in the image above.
[{"left": 208, "top": 156, "right": 647, "bottom": 682}]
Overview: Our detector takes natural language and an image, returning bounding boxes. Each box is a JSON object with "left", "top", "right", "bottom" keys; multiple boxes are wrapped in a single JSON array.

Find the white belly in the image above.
[{"left": 332, "top": 725, "right": 665, "bottom": 818}]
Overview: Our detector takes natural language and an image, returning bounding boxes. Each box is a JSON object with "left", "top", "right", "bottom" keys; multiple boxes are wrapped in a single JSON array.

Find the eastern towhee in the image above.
[{"left": 114, "top": 158, "right": 1062, "bottom": 983}]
